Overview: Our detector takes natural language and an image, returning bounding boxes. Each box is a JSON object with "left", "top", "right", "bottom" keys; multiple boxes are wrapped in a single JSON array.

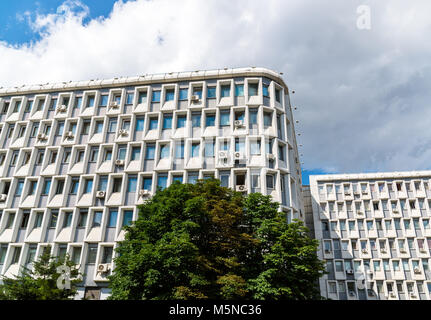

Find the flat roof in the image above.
[
  {"left": 0, "top": 66, "right": 288, "bottom": 97},
  {"left": 309, "top": 170, "right": 431, "bottom": 182}
]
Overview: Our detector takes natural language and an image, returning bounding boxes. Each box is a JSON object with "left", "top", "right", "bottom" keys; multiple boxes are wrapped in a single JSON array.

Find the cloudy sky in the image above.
[{"left": 0, "top": 0, "right": 430, "bottom": 184}]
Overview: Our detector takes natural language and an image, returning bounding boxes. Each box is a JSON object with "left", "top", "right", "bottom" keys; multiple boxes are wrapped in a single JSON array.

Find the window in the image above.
[
  {"left": 275, "top": 88, "right": 281, "bottom": 103},
  {"left": 102, "top": 247, "right": 113, "bottom": 264},
  {"left": 250, "top": 140, "right": 261, "bottom": 155},
  {"left": 221, "top": 85, "right": 230, "bottom": 97},
  {"left": 76, "top": 150, "right": 85, "bottom": 163},
  {"left": 122, "top": 210, "right": 133, "bottom": 227},
  {"left": 177, "top": 115, "right": 186, "bottom": 128},
  {"left": 152, "top": 90, "right": 161, "bottom": 103},
  {"left": 192, "top": 114, "right": 201, "bottom": 127},
  {"left": 72, "top": 247, "right": 82, "bottom": 264},
  {"left": 104, "top": 149, "right": 112, "bottom": 161},
  {"left": 121, "top": 120, "right": 130, "bottom": 131},
  {"left": 204, "top": 142, "right": 214, "bottom": 158},
  {"left": 55, "top": 179, "right": 64, "bottom": 195},
  {"left": 127, "top": 176, "right": 137, "bottom": 192},
  {"left": 49, "top": 210, "right": 58, "bottom": 228},
  {"left": 87, "top": 245, "right": 98, "bottom": 264},
  {"left": 100, "top": 95, "right": 108, "bottom": 106},
  {"left": 94, "top": 121, "right": 103, "bottom": 134},
  {"left": 249, "top": 109, "right": 258, "bottom": 125},
  {"left": 193, "top": 87, "right": 202, "bottom": 98},
  {"left": 89, "top": 148, "right": 99, "bottom": 162},
  {"left": 108, "top": 209, "right": 118, "bottom": 228},
  {"left": 149, "top": 118, "right": 158, "bottom": 130},
  {"left": 135, "top": 117, "right": 145, "bottom": 131},
  {"left": 248, "top": 83, "right": 258, "bottom": 96},
  {"left": 77, "top": 211, "right": 88, "bottom": 228},
  {"left": 335, "top": 261, "right": 344, "bottom": 272},
  {"left": 163, "top": 115, "right": 173, "bottom": 129},
  {"left": 25, "top": 100, "right": 33, "bottom": 112},
  {"left": 263, "top": 84, "right": 269, "bottom": 97},
  {"left": 143, "top": 178, "right": 152, "bottom": 191},
  {"left": 28, "top": 181, "right": 37, "bottom": 196},
  {"left": 207, "top": 87, "right": 216, "bottom": 98},
  {"left": 220, "top": 111, "right": 230, "bottom": 126},
  {"left": 42, "top": 178, "right": 51, "bottom": 195},
  {"left": 235, "top": 84, "right": 244, "bottom": 96},
  {"left": 11, "top": 247, "right": 21, "bottom": 264},
  {"left": 117, "top": 147, "right": 126, "bottom": 160},
  {"left": 84, "top": 179, "right": 93, "bottom": 194},
  {"left": 131, "top": 147, "right": 141, "bottom": 161},
  {"left": 92, "top": 211, "right": 103, "bottom": 227},
  {"left": 157, "top": 175, "right": 168, "bottom": 190},
  {"left": 159, "top": 144, "right": 170, "bottom": 159},
  {"left": 172, "top": 176, "right": 183, "bottom": 183},
  {"left": 15, "top": 180, "right": 24, "bottom": 196},
  {"left": 266, "top": 175, "right": 274, "bottom": 189},
  {"left": 112, "top": 178, "right": 122, "bottom": 193},
  {"left": 264, "top": 112, "right": 272, "bottom": 127},
  {"left": 69, "top": 178, "right": 79, "bottom": 195},
  {"left": 63, "top": 212, "right": 73, "bottom": 228},
  {"left": 278, "top": 145, "right": 285, "bottom": 161},
  {"left": 146, "top": 145, "right": 155, "bottom": 160},
  {"left": 34, "top": 212, "right": 43, "bottom": 228},
  {"left": 126, "top": 93, "right": 134, "bottom": 105},
  {"left": 108, "top": 118, "right": 117, "bottom": 132},
  {"left": 179, "top": 88, "right": 188, "bottom": 100},
  {"left": 165, "top": 89, "right": 175, "bottom": 101},
  {"left": 206, "top": 114, "right": 215, "bottom": 127},
  {"left": 86, "top": 95, "right": 95, "bottom": 108},
  {"left": 138, "top": 91, "right": 147, "bottom": 104},
  {"left": 188, "top": 173, "right": 199, "bottom": 184},
  {"left": 21, "top": 211, "right": 30, "bottom": 229},
  {"left": 191, "top": 143, "right": 200, "bottom": 158}
]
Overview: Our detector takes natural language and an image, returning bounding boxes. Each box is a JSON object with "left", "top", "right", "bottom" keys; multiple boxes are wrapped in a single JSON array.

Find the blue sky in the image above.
[{"left": 0, "top": 0, "right": 123, "bottom": 44}]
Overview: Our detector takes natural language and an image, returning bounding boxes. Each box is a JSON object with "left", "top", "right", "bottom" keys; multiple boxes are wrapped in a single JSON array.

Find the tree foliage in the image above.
[
  {"left": 109, "top": 179, "right": 325, "bottom": 300},
  {"left": 0, "top": 246, "right": 82, "bottom": 300}
]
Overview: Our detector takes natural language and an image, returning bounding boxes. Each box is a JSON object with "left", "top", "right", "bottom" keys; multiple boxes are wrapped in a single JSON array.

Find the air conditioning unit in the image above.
[
  {"left": 362, "top": 190, "right": 369, "bottom": 195},
  {"left": 324, "top": 249, "right": 331, "bottom": 254},
  {"left": 414, "top": 267, "right": 421, "bottom": 274},
  {"left": 380, "top": 248, "right": 387, "bottom": 253},
  {"left": 266, "top": 153, "right": 275, "bottom": 160},
  {"left": 356, "top": 211, "right": 363, "bottom": 215},
  {"left": 348, "top": 291, "right": 355, "bottom": 297},
  {"left": 0, "top": 194, "right": 7, "bottom": 202},
  {"left": 234, "top": 152, "right": 244, "bottom": 160},
  {"left": 57, "top": 104, "right": 67, "bottom": 112},
  {"left": 420, "top": 248, "right": 427, "bottom": 253},
  {"left": 344, "top": 191, "right": 351, "bottom": 196},
  {"left": 392, "top": 209, "right": 399, "bottom": 213},
  {"left": 65, "top": 131, "right": 74, "bottom": 139},
  {"left": 110, "top": 101, "right": 119, "bottom": 108},
  {"left": 410, "top": 292, "right": 417, "bottom": 298},
  {"left": 118, "top": 129, "right": 128, "bottom": 136},
  {"left": 37, "top": 133, "right": 47, "bottom": 140},
  {"left": 218, "top": 151, "right": 228, "bottom": 159},
  {"left": 139, "top": 189, "right": 150, "bottom": 197},
  {"left": 389, "top": 291, "right": 396, "bottom": 298},
  {"left": 97, "top": 263, "right": 110, "bottom": 273},
  {"left": 234, "top": 120, "right": 244, "bottom": 128},
  {"left": 96, "top": 191, "right": 105, "bottom": 198},
  {"left": 236, "top": 185, "right": 247, "bottom": 192},
  {"left": 115, "top": 159, "right": 125, "bottom": 166},
  {"left": 190, "top": 95, "right": 200, "bottom": 102},
  {"left": 346, "top": 269, "right": 354, "bottom": 275},
  {"left": 400, "top": 248, "right": 407, "bottom": 253},
  {"left": 361, "top": 249, "right": 368, "bottom": 254}
]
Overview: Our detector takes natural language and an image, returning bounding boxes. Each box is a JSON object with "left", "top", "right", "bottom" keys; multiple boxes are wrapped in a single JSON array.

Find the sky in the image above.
[{"left": 1, "top": 0, "right": 430, "bottom": 185}]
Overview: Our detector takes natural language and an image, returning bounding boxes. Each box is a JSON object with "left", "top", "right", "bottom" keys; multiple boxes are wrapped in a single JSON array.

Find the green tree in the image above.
[
  {"left": 0, "top": 246, "right": 82, "bottom": 300},
  {"left": 109, "top": 179, "right": 325, "bottom": 300}
]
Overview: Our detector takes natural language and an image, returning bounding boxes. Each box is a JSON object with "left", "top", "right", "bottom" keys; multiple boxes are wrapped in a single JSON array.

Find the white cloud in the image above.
[{"left": 1, "top": 0, "right": 431, "bottom": 175}]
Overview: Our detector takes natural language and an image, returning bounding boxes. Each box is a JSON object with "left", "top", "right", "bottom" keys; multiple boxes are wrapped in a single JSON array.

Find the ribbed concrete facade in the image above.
[
  {"left": 0, "top": 67, "right": 303, "bottom": 299},
  {"left": 310, "top": 171, "right": 431, "bottom": 300}
]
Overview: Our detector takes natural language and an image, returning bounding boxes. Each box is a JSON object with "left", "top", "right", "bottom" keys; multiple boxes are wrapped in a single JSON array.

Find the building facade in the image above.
[
  {"left": 310, "top": 171, "right": 431, "bottom": 300},
  {"left": 0, "top": 67, "right": 303, "bottom": 299}
]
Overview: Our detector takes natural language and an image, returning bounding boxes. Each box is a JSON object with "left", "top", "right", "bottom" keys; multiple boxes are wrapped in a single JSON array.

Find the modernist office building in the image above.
[
  {"left": 0, "top": 67, "right": 303, "bottom": 299},
  {"left": 310, "top": 171, "right": 431, "bottom": 300}
]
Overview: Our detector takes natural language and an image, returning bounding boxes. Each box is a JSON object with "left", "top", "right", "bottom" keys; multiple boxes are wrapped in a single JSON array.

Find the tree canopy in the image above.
[
  {"left": 0, "top": 246, "right": 82, "bottom": 300},
  {"left": 109, "top": 179, "right": 325, "bottom": 300}
]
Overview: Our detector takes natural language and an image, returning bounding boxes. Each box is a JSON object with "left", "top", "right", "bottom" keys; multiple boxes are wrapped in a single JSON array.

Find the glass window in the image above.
[
  {"left": 188, "top": 173, "right": 198, "bottom": 184},
  {"left": 118, "top": 147, "right": 126, "bottom": 160},
  {"left": 275, "top": 88, "right": 281, "bottom": 102},
  {"left": 248, "top": 83, "right": 258, "bottom": 96},
  {"left": 207, "top": 87, "right": 216, "bottom": 98},
  {"left": 264, "top": 113, "right": 272, "bottom": 126},
  {"left": 131, "top": 147, "right": 141, "bottom": 161},
  {"left": 84, "top": 179, "right": 93, "bottom": 194},
  {"left": 192, "top": 114, "right": 201, "bottom": 127},
  {"left": 42, "top": 179, "right": 51, "bottom": 195},
  {"left": 143, "top": 178, "right": 152, "bottom": 191},
  {"left": 87, "top": 245, "right": 98, "bottom": 264},
  {"left": 149, "top": 118, "right": 158, "bottom": 130},
  {"left": 34, "top": 212, "right": 43, "bottom": 228},
  {"left": 63, "top": 212, "right": 73, "bottom": 228},
  {"left": 266, "top": 175, "right": 274, "bottom": 189},
  {"left": 175, "top": 143, "right": 184, "bottom": 159},
  {"left": 146, "top": 145, "right": 155, "bottom": 160},
  {"left": 100, "top": 95, "right": 108, "bottom": 106},
  {"left": 263, "top": 84, "right": 269, "bottom": 97},
  {"left": 135, "top": 118, "right": 145, "bottom": 131},
  {"left": 160, "top": 144, "right": 170, "bottom": 159},
  {"left": 108, "top": 209, "right": 118, "bottom": 228},
  {"left": 102, "top": 247, "right": 113, "bottom": 264},
  {"left": 235, "top": 84, "right": 244, "bottom": 97},
  {"left": 69, "top": 179, "right": 79, "bottom": 194},
  {"left": 98, "top": 176, "right": 108, "bottom": 191},
  {"left": 163, "top": 115, "right": 173, "bottom": 129},
  {"left": 127, "top": 176, "right": 137, "bottom": 192},
  {"left": 206, "top": 114, "right": 215, "bottom": 127},
  {"left": 126, "top": 93, "right": 134, "bottom": 105},
  {"left": 221, "top": 85, "right": 230, "bottom": 97},
  {"left": 249, "top": 109, "right": 258, "bottom": 125},
  {"left": 165, "top": 89, "right": 175, "bottom": 101},
  {"left": 250, "top": 140, "right": 261, "bottom": 155},
  {"left": 15, "top": 180, "right": 24, "bottom": 196},
  {"left": 179, "top": 88, "right": 188, "bottom": 100},
  {"left": 138, "top": 91, "right": 147, "bottom": 104},
  {"left": 177, "top": 115, "right": 186, "bottom": 128},
  {"left": 172, "top": 176, "right": 183, "bottom": 183},
  {"left": 152, "top": 90, "right": 161, "bottom": 103},
  {"left": 122, "top": 210, "right": 133, "bottom": 227},
  {"left": 204, "top": 142, "right": 214, "bottom": 157},
  {"left": 71, "top": 247, "right": 82, "bottom": 264},
  {"left": 92, "top": 211, "right": 103, "bottom": 227},
  {"left": 108, "top": 118, "right": 117, "bottom": 132},
  {"left": 77, "top": 211, "right": 88, "bottom": 227},
  {"left": 157, "top": 176, "right": 168, "bottom": 190},
  {"left": 191, "top": 143, "right": 200, "bottom": 158},
  {"left": 220, "top": 111, "right": 230, "bottom": 126}
]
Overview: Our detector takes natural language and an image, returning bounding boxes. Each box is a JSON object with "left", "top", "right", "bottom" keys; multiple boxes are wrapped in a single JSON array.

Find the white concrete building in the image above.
[
  {"left": 0, "top": 67, "right": 303, "bottom": 299},
  {"left": 310, "top": 171, "right": 431, "bottom": 300}
]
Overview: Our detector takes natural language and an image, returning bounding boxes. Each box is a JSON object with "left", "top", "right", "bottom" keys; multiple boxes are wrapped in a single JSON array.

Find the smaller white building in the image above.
[{"left": 310, "top": 171, "right": 431, "bottom": 300}]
